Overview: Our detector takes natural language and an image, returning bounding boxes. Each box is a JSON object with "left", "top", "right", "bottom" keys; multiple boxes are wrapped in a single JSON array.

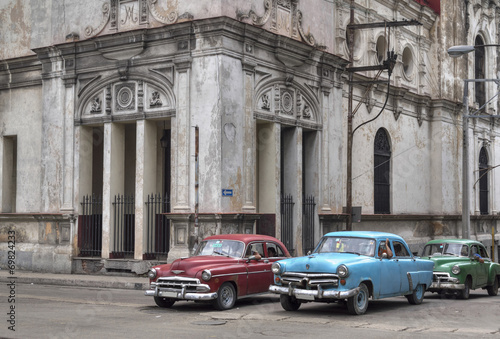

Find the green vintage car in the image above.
[{"left": 421, "top": 239, "right": 500, "bottom": 299}]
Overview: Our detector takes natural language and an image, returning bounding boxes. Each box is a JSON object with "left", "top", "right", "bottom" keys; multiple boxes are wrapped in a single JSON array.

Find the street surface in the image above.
[{"left": 1, "top": 283, "right": 499, "bottom": 338}]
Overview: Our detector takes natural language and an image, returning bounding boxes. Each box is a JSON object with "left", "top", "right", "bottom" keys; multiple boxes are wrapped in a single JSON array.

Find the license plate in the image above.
[
  {"left": 296, "top": 294, "right": 314, "bottom": 301},
  {"left": 160, "top": 291, "right": 178, "bottom": 298}
]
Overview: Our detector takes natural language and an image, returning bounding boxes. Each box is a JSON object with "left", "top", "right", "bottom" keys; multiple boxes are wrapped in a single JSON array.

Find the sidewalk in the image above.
[{"left": 0, "top": 269, "right": 149, "bottom": 290}]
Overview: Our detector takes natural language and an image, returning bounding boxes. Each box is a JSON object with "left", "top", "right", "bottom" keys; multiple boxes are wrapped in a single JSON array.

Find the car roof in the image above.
[
  {"left": 425, "top": 238, "right": 483, "bottom": 246},
  {"left": 203, "top": 233, "right": 283, "bottom": 243},
  {"left": 323, "top": 231, "right": 405, "bottom": 242}
]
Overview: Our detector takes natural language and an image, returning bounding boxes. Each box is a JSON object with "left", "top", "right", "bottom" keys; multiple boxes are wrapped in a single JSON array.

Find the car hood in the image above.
[
  {"left": 279, "top": 253, "right": 372, "bottom": 273},
  {"left": 422, "top": 256, "right": 471, "bottom": 268},
  {"left": 155, "top": 255, "right": 241, "bottom": 277}
]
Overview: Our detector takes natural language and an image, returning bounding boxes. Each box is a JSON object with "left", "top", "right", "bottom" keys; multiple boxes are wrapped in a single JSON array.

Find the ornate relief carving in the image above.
[
  {"left": 150, "top": 90, "right": 163, "bottom": 107},
  {"left": 83, "top": 0, "right": 191, "bottom": 38},
  {"left": 281, "top": 90, "right": 294, "bottom": 115},
  {"left": 90, "top": 96, "right": 102, "bottom": 113},
  {"left": 259, "top": 93, "right": 271, "bottom": 111},
  {"left": 116, "top": 83, "right": 136, "bottom": 111},
  {"left": 238, "top": 0, "right": 324, "bottom": 49},
  {"left": 105, "top": 85, "right": 112, "bottom": 114},
  {"left": 85, "top": 3, "right": 111, "bottom": 37}
]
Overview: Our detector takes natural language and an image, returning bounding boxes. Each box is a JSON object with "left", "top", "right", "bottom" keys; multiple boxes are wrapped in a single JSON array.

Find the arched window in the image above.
[
  {"left": 475, "top": 36, "right": 486, "bottom": 110},
  {"left": 479, "top": 147, "right": 489, "bottom": 215},
  {"left": 374, "top": 129, "right": 391, "bottom": 214}
]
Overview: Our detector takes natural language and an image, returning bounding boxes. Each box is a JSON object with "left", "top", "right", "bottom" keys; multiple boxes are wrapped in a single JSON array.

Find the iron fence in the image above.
[
  {"left": 79, "top": 194, "right": 102, "bottom": 257},
  {"left": 281, "top": 194, "right": 294, "bottom": 255},
  {"left": 144, "top": 193, "right": 170, "bottom": 260},
  {"left": 111, "top": 194, "right": 135, "bottom": 258},
  {"left": 302, "top": 195, "right": 316, "bottom": 254}
]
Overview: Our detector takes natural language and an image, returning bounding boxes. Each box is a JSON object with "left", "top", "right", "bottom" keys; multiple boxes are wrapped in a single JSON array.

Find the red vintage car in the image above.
[{"left": 145, "top": 234, "right": 290, "bottom": 310}]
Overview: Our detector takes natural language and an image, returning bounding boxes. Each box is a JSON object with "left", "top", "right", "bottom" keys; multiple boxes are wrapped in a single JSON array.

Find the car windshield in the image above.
[
  {"left": 421, "top": 243, "right": 468, "bottom": 257},
  {"left": 193, "top": 239, "right": 245, "bottom": 258},
  {"left": 314, "top": 236, "right": 376, "bottom": 256}
]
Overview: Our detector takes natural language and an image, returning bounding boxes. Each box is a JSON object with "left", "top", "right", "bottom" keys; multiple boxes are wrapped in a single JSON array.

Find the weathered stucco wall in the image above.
[{"left": 0, "top": 0, "right": 336, "bottom": 61}]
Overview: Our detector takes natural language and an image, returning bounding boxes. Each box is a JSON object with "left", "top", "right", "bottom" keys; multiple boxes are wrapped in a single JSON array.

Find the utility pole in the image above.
[{"left": 345, "top": 0, "right": 421, "bottom": 231}]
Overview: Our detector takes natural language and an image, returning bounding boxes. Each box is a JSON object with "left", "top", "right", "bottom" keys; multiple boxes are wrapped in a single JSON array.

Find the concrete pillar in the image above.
[
  {"left": 257, "top": 122, "right": 277, "bottom": 214},
  {"left": 135, "top": 120, "right": 157, "bottom": 259},
  {"left": 282, "top": 127, "right": 303, "bottom": 255},
  {"left": 171, "top": 58, "right": 192, "bottom": 212},
  {"left": 61, "top": 83, "right": 75, "bottom": 212},
  {"left": 102, "top": 123, "right": 125, "bottom": 258},
  {"left": 168, "top": 58, "right": 192, "bottom": 260},
  {"left": 77, "top": 126, "right": 93, "bottom": 202},
  {"left": 321, "top": 89, "right": 332, "bottom": 212},
  {"left": 243, "top": 61, "right": 256, "bottom": 212},
  {"left": 274, "top": 123, "right": 282, "bottom": 239}
]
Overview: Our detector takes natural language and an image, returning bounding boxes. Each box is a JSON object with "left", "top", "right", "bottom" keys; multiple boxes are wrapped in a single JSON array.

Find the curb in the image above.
[{"left": 0, "top": 275, "right": 148, "bottom": 290}]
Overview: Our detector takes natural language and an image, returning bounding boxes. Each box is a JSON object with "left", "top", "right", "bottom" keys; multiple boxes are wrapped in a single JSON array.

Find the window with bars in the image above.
[
  {"left": 479, "top": 147, "right": 489, "bottom": 215},
  {"left": 475, "top": 36, "right": 486, "bottom": 111},
  {"left": 374, "top": 129, "right": 391, "bottom": 214}
]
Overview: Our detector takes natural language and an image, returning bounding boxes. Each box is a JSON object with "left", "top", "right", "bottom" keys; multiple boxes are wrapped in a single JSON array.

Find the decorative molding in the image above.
[
  {"left": 238, "top": 0, "right": 325, "bottom": 49},
  {"left": 83, "top": 0, "right": 192, "bottom": 39}
]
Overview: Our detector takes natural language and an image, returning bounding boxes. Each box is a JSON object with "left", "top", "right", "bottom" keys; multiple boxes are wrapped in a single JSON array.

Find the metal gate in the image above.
[
  {"left": 110, "top": 195, "right": 135, "bottom": 258},
  {"left": 78, "top": 194, "right": 102, "bottom": 257},
  {"left": 144, "top": 193, "right": 170, "bottom": 260},
  {"left": 281, "top": 194, "right": 294, "bottom": 255},
  {"left": 302, "top": 195, "right": 316, "bottom": 254}
]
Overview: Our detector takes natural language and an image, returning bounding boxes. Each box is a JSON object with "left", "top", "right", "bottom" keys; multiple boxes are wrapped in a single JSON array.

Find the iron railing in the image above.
[
  {"left": 281, "top": 194, "right": 294, "bottom": 255},
  {"left": 79, "top": 194, "right": 102, "bottom": 257},
  {"left": 111, "top": 195, "right": 135, "bottom": 258},
  {"left": 144, "top": 193, "right": 170, "bottom": 260},
  {"left": 302, "top": 195, "right": 316, "bottom": 254}
]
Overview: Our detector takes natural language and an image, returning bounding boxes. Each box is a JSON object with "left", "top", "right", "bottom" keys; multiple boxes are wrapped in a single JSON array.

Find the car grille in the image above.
[
  {"left": 154, "top": 277, "right": 202, "bottom": 291},
  {"left": 281, "top": 272, "right": 339, "bottom": 289},
  {"left": 433, "top": 272, "right": 453, "bottom": 282}
]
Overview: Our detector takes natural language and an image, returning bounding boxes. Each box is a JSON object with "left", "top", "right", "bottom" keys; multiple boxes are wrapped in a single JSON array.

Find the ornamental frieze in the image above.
[
  {"left": 78, "top": 78, "right": 174, "bottom": 123},
  {"left": 82, "top": 0, "right": 193, "bottom": 39},
  {"left": 256, "top": 83, "right": 319, "bottom": 126},
  {"left": 237, "top": 0, "right": 325, "bottom": 49}
]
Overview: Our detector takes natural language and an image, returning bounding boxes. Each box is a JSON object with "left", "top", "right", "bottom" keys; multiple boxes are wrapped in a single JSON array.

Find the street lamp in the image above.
[
  {"left": 447, "top": 44, "right": 500, "bottom": 58},
  {"left": 448, "top": 44, "right": 500, "bottom": 239}
]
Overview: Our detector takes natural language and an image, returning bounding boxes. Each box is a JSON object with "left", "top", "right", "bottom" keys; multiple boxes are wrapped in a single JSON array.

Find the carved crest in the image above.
[
  {"left": 84, "top": 0, "right": 192, "bottom": 38},
  {"left": 238, "top": 0, "right": 325, "bottom": 49}
]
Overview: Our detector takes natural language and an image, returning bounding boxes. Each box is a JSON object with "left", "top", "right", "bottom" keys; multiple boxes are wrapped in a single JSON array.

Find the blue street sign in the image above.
[{"left": 222, "top": 189, "right": 233, "bottom": 197}]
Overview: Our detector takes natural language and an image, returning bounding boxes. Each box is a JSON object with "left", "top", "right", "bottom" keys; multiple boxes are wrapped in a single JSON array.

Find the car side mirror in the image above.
[{"left": 380, "top": 252, "right": 388, "bottom": 260}]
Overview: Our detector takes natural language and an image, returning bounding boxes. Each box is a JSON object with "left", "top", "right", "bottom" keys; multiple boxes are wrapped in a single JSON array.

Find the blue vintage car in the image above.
[{"left": 269, "top": 231, "right": 434, "bottom": 315}]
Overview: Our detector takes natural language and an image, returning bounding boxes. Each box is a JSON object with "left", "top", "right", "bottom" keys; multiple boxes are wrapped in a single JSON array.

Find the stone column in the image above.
[
  {"left": 168, "top": 57, "right": 192, "bottom": 260},
  {"left": 242, "top": 58, "right": 257, "bottom": 212},
  {"left": 102, "top": 123, "right": 125, "bottom": 258},
  {"left": 61, "top": 78, "right": 76, "bottom": 212},
  {"left": 135, "top": 119, "right": 157, "bottom": 259},
  {"left": 171, "top": 57, "right": 192, "bottom": 212}
]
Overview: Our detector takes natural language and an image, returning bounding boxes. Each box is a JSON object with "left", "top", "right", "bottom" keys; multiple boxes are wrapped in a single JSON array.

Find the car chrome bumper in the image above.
[
  {"left": 145, "top": 286, "right": 217, "bottom": 301},
  {"left": 269, "top": 284, "right": 360, "bottom": 300},
  {"left": 429, "top": 282, "right": 465, "bottom": 290}
]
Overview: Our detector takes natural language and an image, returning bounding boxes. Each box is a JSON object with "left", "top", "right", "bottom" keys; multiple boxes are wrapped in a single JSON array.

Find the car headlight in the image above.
[
  {"left": 271, "top": 262, "right": 282, "bottom": 274},
  {"left": 451, "top": 265, "right": 460, "bottom": 275},
  {"left": 201, "top": 270, "right": 212, "bottom": 281},
  {"left": 337, "top": 264, "right": 349, "bottom": 278},
  {"left": 147, "top": 268, "right": 157, "bottom": 279}
]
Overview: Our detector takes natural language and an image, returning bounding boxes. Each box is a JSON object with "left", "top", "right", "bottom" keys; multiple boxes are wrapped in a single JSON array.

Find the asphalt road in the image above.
[{"left": 1, "top": 283, "right": 499, "bottom": 339}]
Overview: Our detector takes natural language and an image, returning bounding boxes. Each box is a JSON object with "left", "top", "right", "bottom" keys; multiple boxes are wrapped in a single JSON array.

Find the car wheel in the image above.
[
  {"left": 487, "top": 276, "right": 499, "bottom": 296},
  {"left": 280, "top": 295, "right": 301, "bottom": 311},
  {"left": 406, "top": 284, "right": 425, "bottom": 305},
  {"left": 347, "top": 283, "right": 369, "bottom": 315},
  {"left": 154, "top": 296, "right": 175, "bottom": 308},
  {"left": 458, "top": 277, "right": 471, "bottom": 300},
  {"left": 213, "top": 282, "right": 236, "bottom": 310}
]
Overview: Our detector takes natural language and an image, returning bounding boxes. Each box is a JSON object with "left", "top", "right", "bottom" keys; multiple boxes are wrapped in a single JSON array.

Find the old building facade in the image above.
[{"left": 0, "top": 0, "right": 499, "bottom": 274}]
